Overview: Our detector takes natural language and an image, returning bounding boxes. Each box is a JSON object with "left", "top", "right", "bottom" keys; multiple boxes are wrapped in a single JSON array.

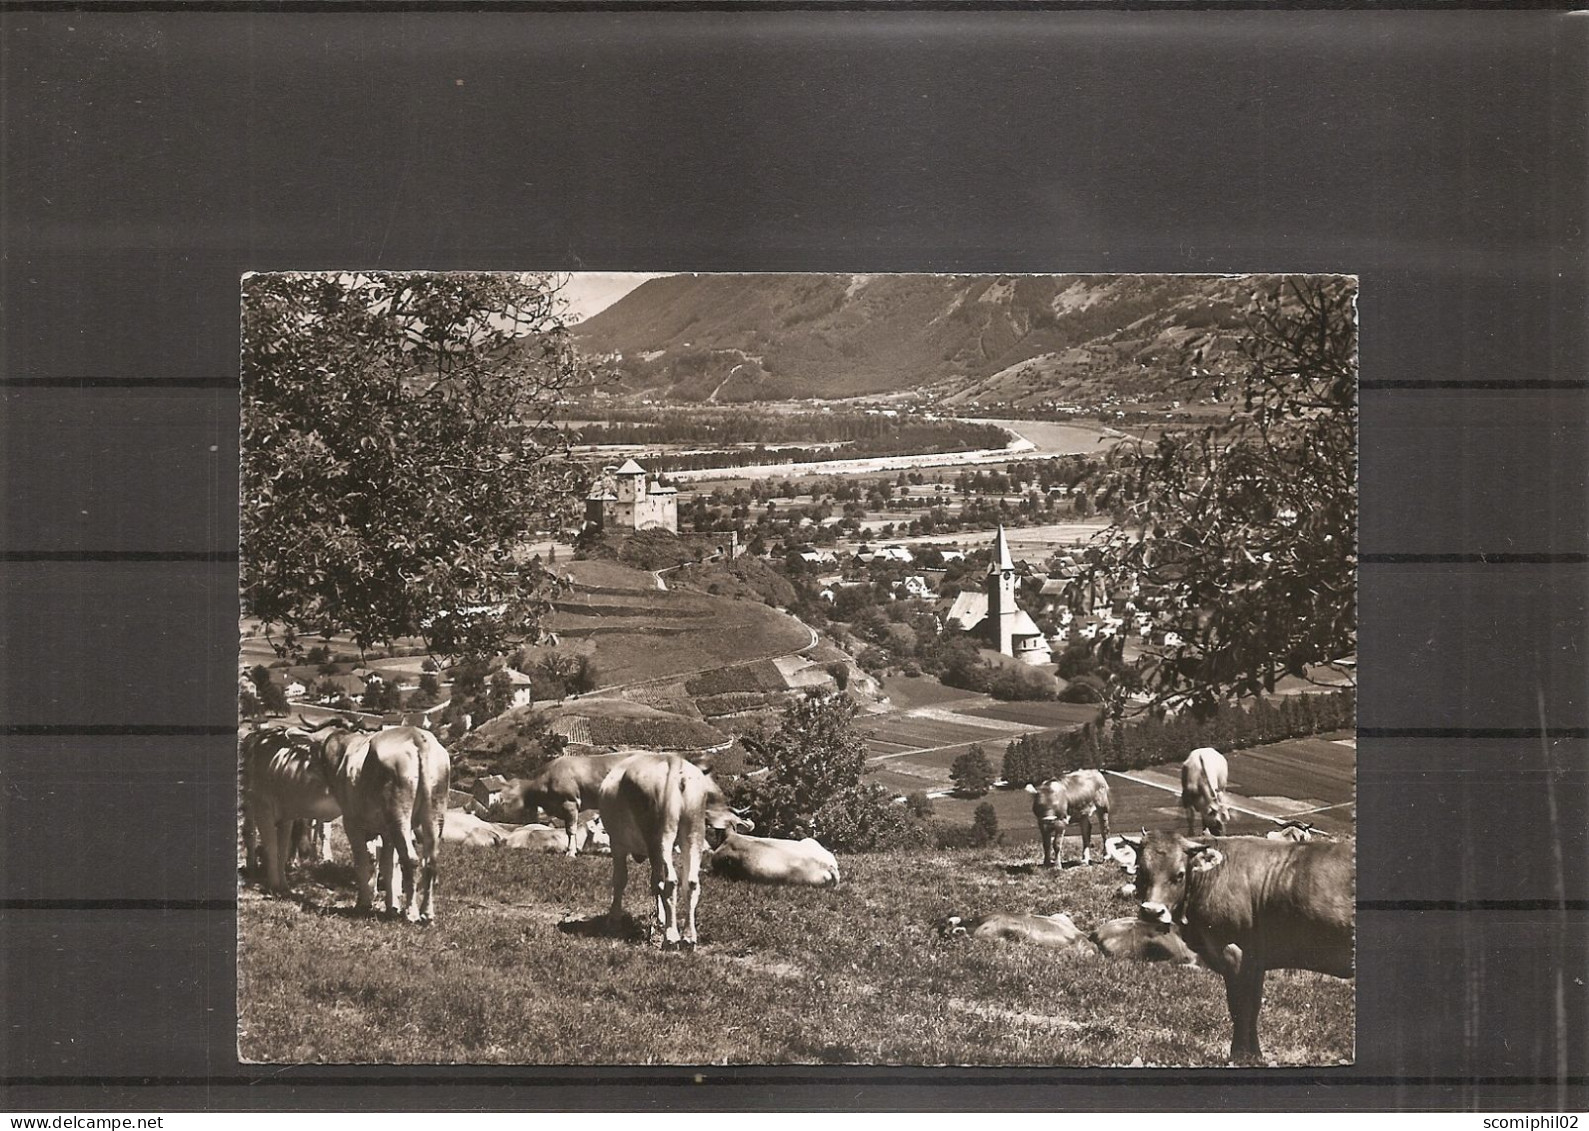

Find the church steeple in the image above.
[{"left": 986, "top": 525, "right": 1018, "bottom": 656}]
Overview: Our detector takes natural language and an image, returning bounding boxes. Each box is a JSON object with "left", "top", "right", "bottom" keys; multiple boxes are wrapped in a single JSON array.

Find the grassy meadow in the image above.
[{"left": 238, "top": 842, "right": 1353, "bottom": 1067}]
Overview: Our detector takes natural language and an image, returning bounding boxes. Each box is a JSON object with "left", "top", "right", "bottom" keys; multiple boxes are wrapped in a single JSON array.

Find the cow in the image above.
[
  {"left": 1267, "top": 819, "right": 1332, "bottom": 843},
  {"left": 1181, "top": 747, "right": 1232, "bottom": 835},
  {"left": 493, "top": 752, "right": 634, "bottom": 856},
  {"left": 1090, "top": 916, "right": 1201, "bottom": 966},
  {"left": 597, "top": 752, "right": 753, "bottom": 949},
  {"left": 1026, "top": 769, "right": 1111, "bottom": 866},
  {"left": 709, "top": 831, "right": 841, "bottom": 887},
  {"left": 1107, "top": 831, "right": 1355, "bottom": 1062},
  {"left": 440, "top": 809, "right": 506, "bottom": 847},
  {"left": 316, "top": 724, "right": 452, "bottom": 923},
  {"left": 240, "top": 725, "right": 342, "bottom": 895},
  {"left": 505, "top": 817, "right": 608, "bottom": 854},
  {"left": 940, "top": 911, "right": 1096, "bottom": 955}
]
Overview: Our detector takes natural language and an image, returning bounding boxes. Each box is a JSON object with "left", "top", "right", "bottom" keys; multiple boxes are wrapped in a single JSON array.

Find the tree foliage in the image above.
[
  {"left": 733, "top": 693, "right": 872, "bottom": 839},
  {"left": 949, "top": 744, "right": 994, "bottom": 797},
  {"left": 1089, "top": 276, "right": 1357, "bottom": 716},
  {"left": 241, "top": 272, "right": 587, "bottom": 657}
]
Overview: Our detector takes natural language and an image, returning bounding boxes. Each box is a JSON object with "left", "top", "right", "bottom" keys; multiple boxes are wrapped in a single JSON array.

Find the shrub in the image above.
[
  {"left": 949, "top": 745, "right": 994, "bottom": 798},
  {"left": 1058, "top": 674, "right": 1107, "bottom": 703},
  {"left": 813, "top": 784, "right": 930, "bottom": 853},
  {"left": 902, "top": 661, "right": 922, "bottom": 678},
  {"left": 987, "top": 664, "right": 1058, "bottom": 702},
  {"left": 970, "top": 801, "right": 1001, "bottom": 847},
  {"left": 732, "top": 694, "right": 871, "bottom": 839},
  {"left": 904, "top": 790, "right": 936, "bottom": 819}
]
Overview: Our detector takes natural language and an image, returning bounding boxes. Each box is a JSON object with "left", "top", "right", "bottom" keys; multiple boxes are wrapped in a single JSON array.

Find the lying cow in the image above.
[
  {"left": 1267, "top": 820, "right": 1332, "bottom": 843},
  {"left": 441, "top": 809, "right": 505, "bottom": 847},
  {"left": 317, "top": 724, "right": 452, "bottom": 923},
  {"left": 1026, "top": 769, "right": 1111, "bottom": 866},
  {"left": 940, "top": 911, "right": 1096, "bottom": 955},
  {"left": 494, "top": 752, "right": 633, "bottom": 856},
  {"left": 598, "top": 752, "right": 753, "bottom": 949},
  {"left": 709, "top": 831, "right": 841, "bottom": 887},
  {"left": 1090, "top": 916, "right": 1200, "bottom": 966},
  {"left": 1181, "top": 747, "right": 1232, "bottom": 835},
  {"left": 1108, "top": 831, "right": 1354, "bottom": 1062},
  {"left": 240, "top": 725, "right": 342, "bottom": 895},
  {"left": 505, "top": 817, "right": 609, "bottom": 854}
]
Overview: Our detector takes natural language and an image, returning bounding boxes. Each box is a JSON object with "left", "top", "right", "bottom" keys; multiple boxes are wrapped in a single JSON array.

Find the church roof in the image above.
[
  {"left": 987, "top": 525, "right": 1015, "bottom": 574},
  {"left": 1009, "top": 610, "right": 1045, "bottom": 638},
  {"left": 944, "top": 590, "right": 989, "bottom": 631},
  {"left": 615, "top": 458, "right": 646, "bottom": 475}
]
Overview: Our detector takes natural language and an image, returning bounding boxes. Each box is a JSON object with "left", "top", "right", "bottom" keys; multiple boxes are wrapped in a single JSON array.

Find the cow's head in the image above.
[
  {"left": 489, "top": 780, "right": 534, "bottom": 824},
  {"left": 1202, "top": 798, "right": 1233, "bottom": 836},
  {"left": 1106, "top": 833, "right": 1224, "bottom": 927},
  {"left": 940, "top": 915, "right": 971, "bottom": 939},
  {"left": 702, "top": 781, "right": 754, "bottom": 835}
]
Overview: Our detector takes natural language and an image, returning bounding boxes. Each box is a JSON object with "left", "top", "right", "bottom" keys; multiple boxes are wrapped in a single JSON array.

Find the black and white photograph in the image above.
[{"left": 237, "top": 271, "right": 1357, "bottom": 1067}]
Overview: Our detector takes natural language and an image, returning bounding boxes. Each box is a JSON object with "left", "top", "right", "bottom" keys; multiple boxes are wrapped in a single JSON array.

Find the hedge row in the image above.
[{"left": 1001, "top": 688, "right": 1355, "bottom": 785}]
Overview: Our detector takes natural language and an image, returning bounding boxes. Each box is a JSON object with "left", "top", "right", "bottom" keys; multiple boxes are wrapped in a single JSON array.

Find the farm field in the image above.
[
  {"left": 881, "top": 732, "right": 1357, "bottom": 848},
  {"left": 238, "top": 844, "right": 1353, "bottom": 1066}
]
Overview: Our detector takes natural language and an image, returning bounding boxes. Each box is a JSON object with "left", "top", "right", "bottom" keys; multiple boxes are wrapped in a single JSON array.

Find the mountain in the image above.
[{"left": 567, "top": 273, "right": 1261, "bottom": 406}]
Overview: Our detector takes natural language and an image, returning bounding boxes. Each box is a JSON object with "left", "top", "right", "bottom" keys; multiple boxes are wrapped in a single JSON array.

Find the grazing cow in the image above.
[
  {"left": 1267, "top": 820, "right": 1331, "bottom": 843},
  {"left": 1107, "top": 832, "right": 1354, "bottom": 1061},
  {"left": 709, "top": 831, "right": 841, "bottom": 887},
  {"left": 317, "top": 725, "right": 452, "bottom": 923},
  {"left": 440, "top": 809, "right": 506, "bottom": 847},
  {"left": 240, "top": 726, "right": 342, "bottom": 895},
  {"left": 1181, "top": 747, "right": 1232, "bottom": 835},
  {"left": 505, "top": 818, "right": 607, "bottom": 854},
  {"left": 1090, "top": 916, "right": 1201, "bottom": 966},
  {"left": 1026, "top": 769, "right": 1111, "bottom": 866},
  {"left": 597, "top": 752, "right": 753, "bottom": 949},
  {"left": 941, "top": 911, "right": 1096, "bottom": 954},
  {"left": 493, "top": 752, "right": 634, "bottom": 856}
]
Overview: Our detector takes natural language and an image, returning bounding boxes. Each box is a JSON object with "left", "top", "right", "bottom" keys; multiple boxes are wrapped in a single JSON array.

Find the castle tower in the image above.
[
  {"left": 986, "top": 525, "right": 1018, "bottom": 657},
  {"left": 614, "top": 458, "right": 646, "bottom": 504}
]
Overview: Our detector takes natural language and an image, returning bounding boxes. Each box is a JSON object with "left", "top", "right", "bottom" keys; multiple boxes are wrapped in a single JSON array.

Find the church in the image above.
[
  {"left": 942, "top": 526, "right": 1053, "bottom": 666},
  {"left": 584, "top": 458, "right": 679, "bottom": 534}
]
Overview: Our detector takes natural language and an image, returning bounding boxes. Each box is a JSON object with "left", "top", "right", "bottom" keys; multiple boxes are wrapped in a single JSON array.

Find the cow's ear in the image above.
[
  {"left": 1023, "top": 783, "right": 1038, "bottom": 794},
  {"left": 1105, "top": 835, "right": 1139, "bottom": 869},
  {"left": 1187, "top": 844, "right": 1224, "bottom": 873}
]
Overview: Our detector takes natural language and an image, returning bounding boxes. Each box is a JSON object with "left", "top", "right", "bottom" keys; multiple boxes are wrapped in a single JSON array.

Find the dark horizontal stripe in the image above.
[
  {"left": 1359, "top": 899, "right": 1589, "bottom": 913},
  {"left": 1360, "top": 379, "right": 1589, "bottom": 390},
  {"left": 0, "top": 377, "right": 237, "bottom": 389},
  {"left": 0, "top": 899, "right": 236, "bottom": 912},
  {"left": 1357, "top": 727, "right": 1589, "bottom": 740},
  {"left": 0, "top": 551, "right": 238, "bottom": 563},
  {"left": 0, "top": 0, "right": 1583, "bottom": 11},
  {"left": 1360, "top": 553, "right": 1589, "bottom": 565},
  {"left": 3, "top": 1073, "right": 1585, "bottom": 1088},
  {"left": 0, "top": 725, "right": 238, "bottom": 736}
]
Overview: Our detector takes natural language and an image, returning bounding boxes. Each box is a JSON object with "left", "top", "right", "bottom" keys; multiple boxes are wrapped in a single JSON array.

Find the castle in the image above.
[
  {"left": 942, "top": 526, "right": 1053, "bottom": 666},
  {"left": 584, "top": 458, "right": 678, "bottom": 534}
]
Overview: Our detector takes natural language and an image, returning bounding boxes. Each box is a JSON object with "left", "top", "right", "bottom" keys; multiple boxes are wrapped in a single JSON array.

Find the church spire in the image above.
[{"left": 988, "top": 524, "right": 1015, "bottom": 575}]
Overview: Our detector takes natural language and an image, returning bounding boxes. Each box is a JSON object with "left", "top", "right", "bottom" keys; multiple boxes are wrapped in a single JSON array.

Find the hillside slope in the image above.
[{"left": 569, "top": 273, "right": 1266, "bottom": 405}]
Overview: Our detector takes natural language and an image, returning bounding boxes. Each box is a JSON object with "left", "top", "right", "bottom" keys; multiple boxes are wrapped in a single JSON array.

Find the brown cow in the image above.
[
  {"left": 493, "top": 752, "right": 634, "bottom": 856},
  {"left": 940, "top": 911, "right": 1096, "bottom": 955},
  {"left": 318, "top": 725, "right": 452, "bottom": 923},
  {"left": 597, "top": 752, "right": 752, "bottom": 949},
  {"left": 240, "top": 726, "right": 342, "bottom": 895},
  {"left": 1108, "top": 832, "right": 1354, "bottom": 1061},
  {"left": 1090, "top": 916, "right": 1201, "bottom": 966},
  {"left": 1026, "top": 769, "right": 1111, "bottom": 866},
  {"left": 1181, "top": 747, "right": 1232, "bottom": 835},
  {"left": 709, "top": 831, "right": 841, "bottom": 887}
]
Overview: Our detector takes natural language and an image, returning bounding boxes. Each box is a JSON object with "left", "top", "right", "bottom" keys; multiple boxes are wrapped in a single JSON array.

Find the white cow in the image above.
[{"left": 1181, "top": 747, "right": 1232, "bottom": 836}]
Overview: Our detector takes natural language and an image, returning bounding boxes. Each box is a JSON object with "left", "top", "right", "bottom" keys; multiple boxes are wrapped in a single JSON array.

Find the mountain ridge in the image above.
[{"left": 568, "top": 273, "right": 1267, "bottom": 405}]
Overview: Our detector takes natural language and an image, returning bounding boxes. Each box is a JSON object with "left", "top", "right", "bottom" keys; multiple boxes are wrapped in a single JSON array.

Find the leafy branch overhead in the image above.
[
  {"left": 241, "top": 272, "right": 587, "bottom": 657},
  {"left": 1087, "top": 276, "right": 1358, "bottom": 717}
]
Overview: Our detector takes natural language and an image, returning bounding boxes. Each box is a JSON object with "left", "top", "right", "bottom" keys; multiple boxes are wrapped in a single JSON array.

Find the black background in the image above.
[{"left": 2, "top": 6, "right": 1585, "bottom": 1112}]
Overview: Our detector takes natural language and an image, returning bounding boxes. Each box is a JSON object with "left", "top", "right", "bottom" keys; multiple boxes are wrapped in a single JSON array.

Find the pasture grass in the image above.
[{"left": 239, "top": 845, "right": 1353, "bottom": 1067}]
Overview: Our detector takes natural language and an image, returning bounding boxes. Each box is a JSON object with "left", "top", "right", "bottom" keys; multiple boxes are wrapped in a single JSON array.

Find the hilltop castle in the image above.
[
  {"left": 942, "top": 526, "right": 1053, "bottom": 666},
  {"left": 584, "top": 458, "right": 678, "bottom": 534}
]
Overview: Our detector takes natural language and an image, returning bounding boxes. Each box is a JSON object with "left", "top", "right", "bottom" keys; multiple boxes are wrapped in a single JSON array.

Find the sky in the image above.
[{"left": 559, "top": 272, "right": 669, "bottom": 323}]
